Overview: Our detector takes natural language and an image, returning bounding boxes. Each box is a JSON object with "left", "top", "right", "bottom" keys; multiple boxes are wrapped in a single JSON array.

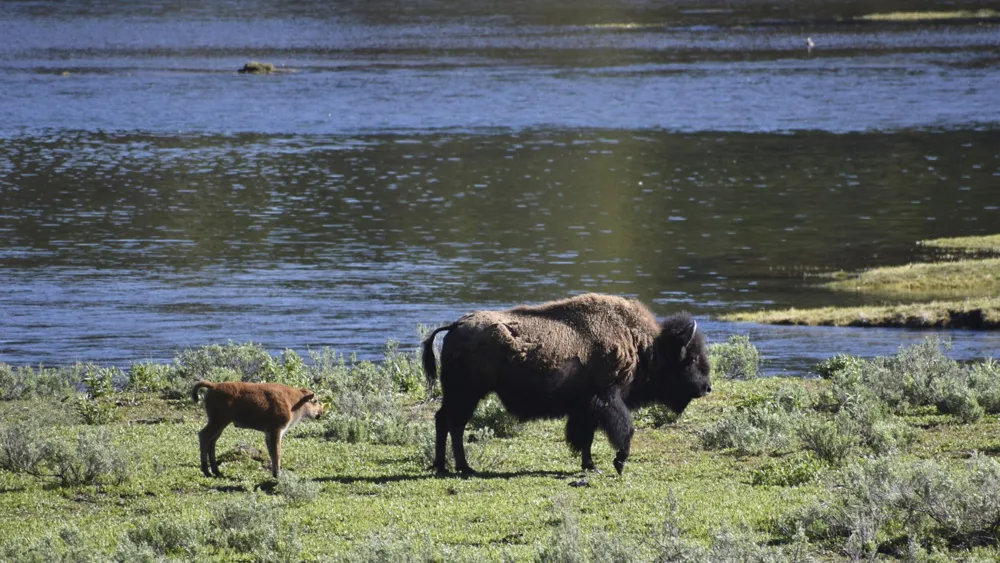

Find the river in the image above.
[{"left": 1, "top": 0, "right": 999, "bottom": 373}]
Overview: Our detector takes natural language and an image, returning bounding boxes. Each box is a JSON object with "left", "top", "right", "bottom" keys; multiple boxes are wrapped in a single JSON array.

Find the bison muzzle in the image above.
[{"left": 423, "top": 293, "right": 711, "bottom": 475}]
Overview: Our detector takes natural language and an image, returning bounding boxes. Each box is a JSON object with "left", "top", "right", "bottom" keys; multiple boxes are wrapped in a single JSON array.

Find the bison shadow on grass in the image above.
[{"left": 423, "top": 293, "right": 711, "bottom": 476}]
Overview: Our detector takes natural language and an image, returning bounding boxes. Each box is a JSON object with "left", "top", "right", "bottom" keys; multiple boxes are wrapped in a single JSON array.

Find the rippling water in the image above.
[{"left": 1, "top": 0, "right": 999, "bottom": 371}]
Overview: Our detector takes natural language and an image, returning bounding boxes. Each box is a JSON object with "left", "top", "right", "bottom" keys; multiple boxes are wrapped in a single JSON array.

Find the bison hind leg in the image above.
[{"left": 433, "top": 393, "right": 485, "bottom": 475}]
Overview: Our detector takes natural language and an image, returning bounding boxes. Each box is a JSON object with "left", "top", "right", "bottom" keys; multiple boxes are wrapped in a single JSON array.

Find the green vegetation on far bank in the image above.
[
  {"left": 2, "top": 337, "right": 1000, "bottom": 561},
  {"left": 720, "top": 297, "right": 1000, "bottom": 329},
  {"left": 856, "top": 10, "right": 1000, "bottom": 21},
  {"left": 823, "top": 258, "right": 1000, "bottom": 297},
  {"left": 919, "top": 234, "right": 1000, "bottom": 255},
  {"left": 725, "top": 233, "right": 1000, "bottom": 329}
]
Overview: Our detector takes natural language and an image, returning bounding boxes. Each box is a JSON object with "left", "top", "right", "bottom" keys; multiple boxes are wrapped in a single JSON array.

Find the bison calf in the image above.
[
  {"left": 423, "top": 293, "right": 711, "bottom": 475},
  {"left": 191, "top": 381, "right": 324, "bottom": 478}
]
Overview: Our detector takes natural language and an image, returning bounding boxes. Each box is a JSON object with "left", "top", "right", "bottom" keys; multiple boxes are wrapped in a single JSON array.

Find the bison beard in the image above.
[{"left": 422, "top": 293, "right": 711, "bottom": 475}]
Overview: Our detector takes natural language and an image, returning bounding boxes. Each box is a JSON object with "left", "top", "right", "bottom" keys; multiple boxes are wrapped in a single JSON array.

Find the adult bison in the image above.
[{"left": 422, "top": 293, "right": 711, "bottom": 475}]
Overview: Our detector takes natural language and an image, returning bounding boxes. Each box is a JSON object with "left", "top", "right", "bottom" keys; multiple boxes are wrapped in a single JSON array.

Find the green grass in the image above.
[
  {"left": 720, "top": 297, "right": 1000, "bottom": 328},
  {"left": 919, "top": 234, "right": 1000, "bottom": 255},
  {"left": 0, "top": 339, "right": 1000, "bottom": 562},
  {"left": 823, "top": 258, "right": 1000, "bottom": 297},
  {"left": 2, "top": 340, "right": 1000, "bottom": 561}
]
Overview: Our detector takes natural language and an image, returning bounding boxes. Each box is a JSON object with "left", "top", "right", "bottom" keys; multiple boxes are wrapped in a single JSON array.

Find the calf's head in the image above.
[
  {"left": 649, "top": 313, "right": 711, "bottom": 413},
  {"left": 293, "top": 391, "right": 325, "bottom": 421}
]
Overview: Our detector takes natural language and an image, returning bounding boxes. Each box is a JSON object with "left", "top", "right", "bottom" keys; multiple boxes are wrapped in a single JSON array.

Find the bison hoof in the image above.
[
  {"left": 457, "top": 466, "right": 477, "bottom": 475},
  {"left": 613, "top": 459, "right": 625, "bottom": 476}
]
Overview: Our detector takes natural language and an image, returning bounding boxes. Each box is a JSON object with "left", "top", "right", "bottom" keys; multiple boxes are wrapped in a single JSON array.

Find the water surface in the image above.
[{"left": 2, "top": 0, "right": 999, "bottom": 372}]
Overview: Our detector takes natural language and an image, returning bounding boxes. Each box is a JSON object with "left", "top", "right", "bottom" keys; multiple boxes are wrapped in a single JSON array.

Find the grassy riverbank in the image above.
[
  {"left": 722, "top": 234, "right": 1000, "bottom": 329},
  {"left": 823, "top": 258, "right": 1000, "bottom": 297},
  {"left": 919, "top": 234, "right": 1000, "bottom": 255},
  {"left": 722, "top": 297, "right": 1000, "bottom": 329},
  {"left": 2, "top": 338, "right": 1000, "bottom": 561}
]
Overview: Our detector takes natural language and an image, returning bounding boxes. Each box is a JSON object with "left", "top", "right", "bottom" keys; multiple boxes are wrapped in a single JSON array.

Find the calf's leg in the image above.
[
  {"left": 265, "top": 429, "right": 283, "bottom": 478},
  {"left": 199, "top": 420, "right": 228, "bottom": 477}
]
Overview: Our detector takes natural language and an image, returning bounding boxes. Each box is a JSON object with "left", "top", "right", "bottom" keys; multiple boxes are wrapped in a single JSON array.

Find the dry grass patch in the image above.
[
  {"left": 856, "top": 10, "right": 1000, "bottom": 21},
  {"left": 823, "top": 258, "right": 1000, "bottom": 297},
  {"left": 919, "top": 234, "right": 1000, "bottom": 255},
  {"left": 721, "top": 297, "right": 1000, "bottom": 329}
]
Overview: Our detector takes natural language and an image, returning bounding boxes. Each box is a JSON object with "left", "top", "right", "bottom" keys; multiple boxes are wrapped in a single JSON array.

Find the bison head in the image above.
[{"left": 648, "top": 313, "right": 711, "bottom": 413}]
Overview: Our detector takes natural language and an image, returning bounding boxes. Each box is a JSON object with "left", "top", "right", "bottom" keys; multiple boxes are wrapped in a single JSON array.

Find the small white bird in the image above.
[{"left": 807, "top": 37, "right": 815, "bottom": 51}]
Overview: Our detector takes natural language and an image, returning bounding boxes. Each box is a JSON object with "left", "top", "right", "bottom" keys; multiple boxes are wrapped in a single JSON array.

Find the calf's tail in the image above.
[
  {"left": 422, "top": 323, "right": 457, "bottom": 394},
  {"left": 191, "top": 380, "right": 215, "bottom": 402}
]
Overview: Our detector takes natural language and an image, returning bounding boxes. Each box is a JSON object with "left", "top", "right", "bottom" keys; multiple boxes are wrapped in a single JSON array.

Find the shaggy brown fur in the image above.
[
  {"left": 423, "top": 293, "right": 711, "bottom": 475},
  {"left": 191, "top": 381, "right": 324, "bottom": 478}
]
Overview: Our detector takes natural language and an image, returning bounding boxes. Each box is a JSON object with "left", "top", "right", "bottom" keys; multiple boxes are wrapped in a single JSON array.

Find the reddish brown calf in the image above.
[{"left": 191, "top": 380, "right": 324, "bottom": 478}]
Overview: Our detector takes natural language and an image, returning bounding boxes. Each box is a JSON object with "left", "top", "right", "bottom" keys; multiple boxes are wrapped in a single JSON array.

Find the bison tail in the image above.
[
  {"left": 422, "top": 323, "right": 456, "bottom": 396},
  {"left": 190, "top": 380, "right": 214, "bottom": 403}
]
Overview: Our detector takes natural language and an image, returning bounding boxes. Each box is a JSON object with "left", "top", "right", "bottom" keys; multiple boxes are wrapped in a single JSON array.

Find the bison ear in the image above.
[{"left": 293, "top": 393, "right": 315, "bottom": 410}]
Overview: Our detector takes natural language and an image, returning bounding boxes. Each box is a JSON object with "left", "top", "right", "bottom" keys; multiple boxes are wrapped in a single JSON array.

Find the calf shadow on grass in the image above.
[{"left": 314, "top": 469, "right": 572, "bottom": 485}]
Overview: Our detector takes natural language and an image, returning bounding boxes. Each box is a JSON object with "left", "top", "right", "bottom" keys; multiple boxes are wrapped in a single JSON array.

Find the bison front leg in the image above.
[
  {"left": 595, "top": 392, "right": 635, "bottom": 476},
  {"left": 566, "top": 413, "right": 599, "bottom": 472}
]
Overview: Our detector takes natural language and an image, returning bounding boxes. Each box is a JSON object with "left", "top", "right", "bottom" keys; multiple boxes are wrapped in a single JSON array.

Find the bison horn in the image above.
[{"left": 686, "top": 319, "right": 698, "bottom": 347}]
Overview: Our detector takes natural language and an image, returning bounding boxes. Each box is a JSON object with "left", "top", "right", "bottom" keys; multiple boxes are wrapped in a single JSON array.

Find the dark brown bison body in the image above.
[{"left": 422, "top": 293, "right": 711, "bottom": 475}]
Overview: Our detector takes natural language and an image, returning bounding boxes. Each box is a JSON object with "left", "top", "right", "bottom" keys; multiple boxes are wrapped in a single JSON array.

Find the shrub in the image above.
[
  {"left": 935, "top": 384, "right": 984, "bottom": 423},
  {"left": 124, "top": 518, "right": 204, "bottom": 558},
  {"left": 866, "top": 338, "right": 962, "bottom": 411},
  {"left": 125, "top": 362, "right": 175, "bottom": 394},
  {"left": 174, "top": 341, "right": 276, "bottom": 383},
  {"left": 902, "top": 454, "right": 1000, "bottom": 548},
  {"left": 0, "top": 423, "right": 49, "bottom": 475},
  {"left": 796, "top": 415, "right": 857, "bottom": 465},
  {"left": 821, "top": 339, "right": 994, "bottom": 422},
  {"left": 791, "top": 456, "right": 908, "bottom": 560},
  {"left": 635, "top": 404, "right": 682, "bottom": 428},
  {"left": 750, "top": 453, "right": 825, "bottom": 487},
  {"left": 1, "top": 525, "right": 102, "bottom": 563},
  {"left": 967, "top": 359, "right": 1000, "bottom": 414},
  {"left": 381, "top": 340, "right": 426, "bottom": 398},
  {"left": 470, "top": 395, "right": 525, "bottom": 438},
  {"left": 709, "top": 335, "right": 762, "bottom": 380},
  {"left": 0, "top": 363, "right": 81, "bottom": 401},
  {"left": 210, "top": 495, "right": 301, "bottom": 560},
  {"left": 815, "top": 354, "right": 865, "bottom": 380},
  {"left": 791, "top": 454, "right": 1000, "bottom": 558},
  {"left": 77, "top": 366, "right": 120, "bottom": 425},
  {"left": 48, "top": 428, "right": 135, "bottom": 486},
  {"left": 343, "top": 531, "right": 437, "bottom": 563},
  {"left": 698, "top": 404, "right": 798, "bottom": 456},
  {"left": 275, "top": 471, "right": 321, "bottom": 505},
  {"left": 535, "top": 498, "right": 641, "bottom": 563}
]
